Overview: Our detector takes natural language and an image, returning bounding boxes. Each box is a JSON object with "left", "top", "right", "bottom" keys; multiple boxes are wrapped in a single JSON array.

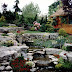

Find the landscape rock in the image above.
[
  {"left": 1, "top": 62, "right": 9, "bottom": 66},
  {"left": 43, "top": 48, "right": 62, "bottom": 55},
  {"left": 59, "top": 51, "right": 72, "bottom": 62},
  {"left": 0, "top": 66, "right": 5, "bottom": 71},
  {"left": 5, "top": 66, "right": 12, "bottom": 71}
]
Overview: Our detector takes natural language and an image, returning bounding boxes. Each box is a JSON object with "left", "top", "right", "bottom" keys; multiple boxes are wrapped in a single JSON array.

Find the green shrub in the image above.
[
  {"left": 30, "top": 27, "right": 35, "bottom": 31},
  {"left": 58, "top": 57, "right": 72, "bottom": 69},
  {"left": 2, "top": 40, "right": 14, "bottom": 47},
  {"left": 59, "top": 28, "right": 67, "bottom": 36},
  {"left": 39, "top": 24, "right": 46, "bottom": 32},
  {"left": 1, "top": 33, "right": 8, "bottom": 36},
  {"left": 55, "top": 63, "right": 62, "bottom": 69},
  {"left": 62, "top": 45, "right": 67, "bottom": 50},
  {"left": 62, "top": 45, "right": 72, "bottom": 51},
  {"left": 54, "top": 28, "right": 59, "bottom": 32},
  {"left": 0, "top": 16, "right": 5, "bottom": 22},
  {"left": 10, "top": 56, "right": 31, "bottom": 72},
  {"left": 45, "top": 24, "right": 54, "bottom": 32}
]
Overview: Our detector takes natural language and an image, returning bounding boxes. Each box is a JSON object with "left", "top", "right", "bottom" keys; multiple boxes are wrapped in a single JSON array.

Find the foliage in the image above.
[
  {"left": 66, "top": 36, "right": 72, "bottom": 43},
  {"left": 22, "top": 2, "right": 40, "bottom": 24},
  {"left": 62, "top": 46, "right": 72, "bottom": 51},
  {"left": 1, "top": 33, "right": 8, "bottom": 36},
  {"left": 30, "top": 27, "right": 35, "bottom": 31},
  {"left": 58, "top": 57, "right": 72, "bottom": 69},
  {"left": 2, "top": 40, "right": 14, "bottom": 47},
  {"left": 55, "top": 63, "right": 62, "bottom": 69},
  {"left": 48, "top": 1, "right": 59, "bottom": 16},
  {"left": 26, "top": 61, "right": 34, "bottom": 67},
  {"left": 62, "top": 0, "right": 72, "bottom": 15},
  {"left": 53, "top": 36, "right": 66, "bottom": 49},
  {"left": 10, "top": 56, "right": 31, "bottom": 72},
  {"left": 52, "top": 17, "right": 57, "bottom": 26},
  {"left": 13, "top": 0, "right": 21, "bottom": 13},
  {"left": 3, "top": 11, "right": 16, "bottom": 23},
  {"left": 45, "top": 24, "right": 54, "bottom": 32},
  {"left": 62, "top": 45, "right": 67, "bottom": 50},
  {"left": 0, "top": 22, "right": 8, "bottom": 27},
  {"left": 39, "top": 23, "right": 46, "bottom": 32},
  {"left": 47, "top": 18, "right": 53, "bottom": 25},
  {"left": 32, "top": 39, "right": 53, "bottom": 48},
  {"left": 59, "top": 16, "right": 67, "bottom": 24},
  {"left": 59, "top": 28, "right": 67, "bottom": 36},
  {"left": 0, "top": 16, "right": 5, "bottom": 22},
  {"left": 2, "top": 3, "right": 7, "bottom": 13}
]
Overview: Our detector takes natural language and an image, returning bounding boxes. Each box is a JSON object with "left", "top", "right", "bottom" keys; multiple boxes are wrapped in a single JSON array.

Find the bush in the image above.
[
  {"left": 45, "top": 24, "right": 54, "bottom": 32},
  {"left": 1, "top": 33, "right": 8, "bottom": 36},
  {"left": 10, "top": 56, "right": 31, "bottom": 72},
  {"left": 39, "top": 24, "right": 46, "bottom": 32},
  {"left": 54, "top": 28, "right": 59, "bottom": 32},
  {"left": 0, "top": 16, "right": 5, "bottom": 22},
  {"left": 58, "top": 57, "right": 72, "bottom": 69},
  {"left": 2, "top": 40, "right": 14, "bottom": 47},
  {"left": 0, "top": 22, "right": 8, "bottom": 27},
  {"left": 55, "top": 63, "right": 62, "bottom": 69},
  {"left": 62, "top": 45, "right": 67, "bottom": 50},
  {"left": 30, "top": 27, "right": 35, "bottom": 31},
  {"left": 59, "top": 28, "right": 67, "bottom": 36}
]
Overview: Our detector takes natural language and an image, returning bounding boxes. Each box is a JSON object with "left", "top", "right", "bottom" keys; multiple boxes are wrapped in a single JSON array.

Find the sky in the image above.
[{"left": 0, "top": 0, "right": 55, "bottom": 15}]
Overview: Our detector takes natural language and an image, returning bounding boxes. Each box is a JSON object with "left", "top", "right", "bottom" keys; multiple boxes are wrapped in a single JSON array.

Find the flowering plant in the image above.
[
  {"left": 33, "top": 21, "right": 41, "bottom": 30},
  {"left": 53, "top": 54, "right": 60, "bottom": 58},
  {"left": 10, "top": 56, "right": 31, "bottom": 72}
]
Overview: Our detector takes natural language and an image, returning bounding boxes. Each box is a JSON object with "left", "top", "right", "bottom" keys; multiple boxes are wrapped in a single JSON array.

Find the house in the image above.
[{"left": 50, "top": 8, "right": 72, "bottom": 34}]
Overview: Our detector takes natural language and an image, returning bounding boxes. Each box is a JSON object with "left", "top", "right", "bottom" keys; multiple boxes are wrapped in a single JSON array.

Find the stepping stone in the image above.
[
  {"left": 1, "top": 62, "right": 9, "bottom": 66},
  {"left": 27, "top": 53, "right": 33, "bottom": 56},
  {"left": 48, "top": 55, "right": 55, "bottom": 58},
  {"left": 28, "top": 56, "right": 33, "bottom": 61},
  {"left": 51, "top": 58, "right": 58, "bottom": 62},
  {"left": 30, "top": 68, "right": 37, "bottom": 72},
  {"left": 29, "top": 51, "right": 33, "bottom": 53},
  {"left": 53, "top": 62, "right": 58, "bottom": 65},
  {"left": 0, "top": 66, "right": 5, "bottom": 71},
  {"left": 5, "top": 66, "right": 12, "bottom": 71}
]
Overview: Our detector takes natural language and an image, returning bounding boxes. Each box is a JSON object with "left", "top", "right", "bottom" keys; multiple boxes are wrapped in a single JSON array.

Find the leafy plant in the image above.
[
  {"left": 10, "top": 56, "right": 31, "bottom": 72},
  {"left": 53, "top": 36, "right": 66, "bottom": 49},
  {"left": 59, "top": 28, "right": 67, "bottom": 37},
  {"left": 58, "top": 57, "right": 72, "bottom": 70},
  {"left": 30, "top": 27, "right": 35, "bottom": 31},
  {"left": 1, "top": 33, "right": 8, "bottom": 36},
  {"left": 55, "top": 63, "right": 62, "bottom": 69},
  {"left": 2, "top": 40, "right": 14, "bottom": 47},
  {"left": 39, "top": 23, "right": 46, "bottom": 32}
]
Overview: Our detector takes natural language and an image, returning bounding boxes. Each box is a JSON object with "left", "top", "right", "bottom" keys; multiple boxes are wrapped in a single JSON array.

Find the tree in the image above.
[
  {"left": 22, "top": 2, "right": 40, "bottom": 24},
  {"left": 13, "top": 0, "right": 21, "bottom": 13},
  {"left": 2, "top": 11, "right": 16, "bottom": 23},
  {"left": 40, "top": 17, "right": 44, "bottom": 24},
  {"left": 61, "top": 0, "right": 72, "bottom": 23},
  {"left": 2, "top": 3, "right": 7, "bottom": 13},
  {"left": 34, "top": 14, "right": 38, "bottom": 21},
  {"left": 61, "top": 0, "right": 72, "bottom": 14},
  {"left": 48, "top": 1, "right": 60, "bottom": 16}
]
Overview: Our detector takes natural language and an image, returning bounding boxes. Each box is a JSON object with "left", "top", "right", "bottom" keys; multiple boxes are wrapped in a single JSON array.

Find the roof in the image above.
[{"left": 50, "top": 8, "right": 68, "bottom": 17}]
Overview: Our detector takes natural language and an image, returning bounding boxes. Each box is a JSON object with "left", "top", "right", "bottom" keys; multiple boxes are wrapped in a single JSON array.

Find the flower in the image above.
[
  {"left": 17, "top": 30, "right": 20, "bottom": 33},
  {"left": 64, "top": 53, "right": 67, "bottom": 55}
]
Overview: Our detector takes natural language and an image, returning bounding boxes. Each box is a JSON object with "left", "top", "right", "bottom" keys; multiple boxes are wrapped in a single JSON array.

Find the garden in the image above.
[{"left": 0, "top": 0, "right": 72, "bottom": 72}]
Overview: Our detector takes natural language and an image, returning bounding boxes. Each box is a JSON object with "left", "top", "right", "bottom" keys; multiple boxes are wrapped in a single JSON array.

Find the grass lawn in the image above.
[{"left": 24, "top": 30, "right": 49, "bottom": 33}]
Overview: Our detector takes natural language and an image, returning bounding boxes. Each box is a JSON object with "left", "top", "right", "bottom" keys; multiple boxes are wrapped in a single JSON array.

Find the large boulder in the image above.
[
  {"left": 59, "top": 51, "right": 72, "bottom": 62},
  {"left": 43, "top": 48, "right": 62, "bottom": 55}
]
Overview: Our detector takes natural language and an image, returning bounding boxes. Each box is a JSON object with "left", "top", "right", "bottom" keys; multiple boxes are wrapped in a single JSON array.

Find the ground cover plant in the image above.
[{"left": 10, "top": 56, "right": 32, "bottom": 72}]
